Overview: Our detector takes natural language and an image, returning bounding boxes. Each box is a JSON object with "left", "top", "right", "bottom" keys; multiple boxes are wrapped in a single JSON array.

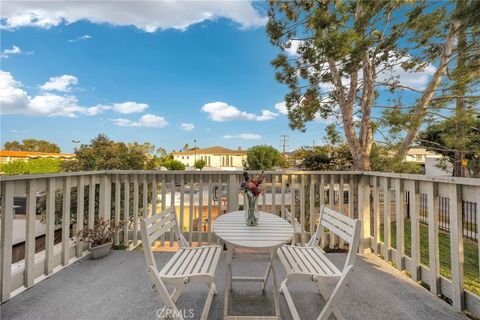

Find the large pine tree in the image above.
[{"left": 267, "top": 0, "right": 478, "bottom": 170}]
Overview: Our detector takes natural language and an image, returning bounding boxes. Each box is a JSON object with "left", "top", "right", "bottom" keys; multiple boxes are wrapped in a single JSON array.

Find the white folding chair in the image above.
[
  {"left": 140, "top": 207, "right": 222, "bottom": 320},
  {"left": 277, "top": 206, "right": 361, "bottom": 320}
]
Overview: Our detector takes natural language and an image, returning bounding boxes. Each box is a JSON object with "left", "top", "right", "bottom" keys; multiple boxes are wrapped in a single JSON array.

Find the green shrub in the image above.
[
  {"left": 0, "top": 158, "right": 63, "bottom": 175},
  {"left": 163, "top": 159, "right": 186, "bottom": 171},
  {"left": 194, "top": 159, "right": 206, "bottom": 170}
]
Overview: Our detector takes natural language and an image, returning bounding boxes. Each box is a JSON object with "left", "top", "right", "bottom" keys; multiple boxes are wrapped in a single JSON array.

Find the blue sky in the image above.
[
  {"left": 0, "top": 1, "right": 436, "bottom": 153},
  {"left": 0, "top": 1, "right": 334, "bottom": 153}
]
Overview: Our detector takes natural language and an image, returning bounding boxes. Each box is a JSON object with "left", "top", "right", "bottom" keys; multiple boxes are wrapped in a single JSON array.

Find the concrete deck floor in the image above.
[{"left": 1, "top": 250, "right": 467, "bottom": 320}]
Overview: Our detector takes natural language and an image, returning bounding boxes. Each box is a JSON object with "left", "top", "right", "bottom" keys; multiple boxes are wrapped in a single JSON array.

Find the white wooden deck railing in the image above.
[{"left": 1, "top": 170, "right": 479, "bottom": 316}]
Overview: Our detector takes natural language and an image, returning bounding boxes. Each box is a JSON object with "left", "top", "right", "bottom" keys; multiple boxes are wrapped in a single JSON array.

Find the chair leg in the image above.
[
  {"left": 224, "top": 246, "right": 234, "bottom": 318},
  {"left": 315, "top": 265, "right": 353, "bottom": 320},
  {"left": 261, "top": 262, "right": 271, "bottom": 292},
  {"left": 147, "top": 266, "right": 185, "bottom": 320},
  {"left": 315, "top": 281, "right": 345, "bottom": 320},
  {"left": 269, "top": 248, "right": 281, "bottom": 317},
  {"left": 206, "top": 282, "right": 217, "bottom": 294},
  {"left": 281, "top": 280, "right": 301, "bottom": 320},
  {"left": 171, "top": 281, "right": 187, "bottom": 303},
  {"left": 200, "top": 283, "right": 217, "bottom": 320}
]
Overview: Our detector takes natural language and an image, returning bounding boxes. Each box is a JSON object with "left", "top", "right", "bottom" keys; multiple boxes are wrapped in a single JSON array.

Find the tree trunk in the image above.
[
  {"left": 453, "top": 0, "right": 467, "bottom": 177},
  {"left": 398, "top": 20, "right": 457, "bottom": 157}
]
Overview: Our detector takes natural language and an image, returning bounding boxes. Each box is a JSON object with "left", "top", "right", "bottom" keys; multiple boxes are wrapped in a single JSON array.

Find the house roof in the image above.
[
  {"left": 0, "top": 150, "right": 76, "bottom": 158},
  {"left": 406, "top": 148, "right": 438, "bottom": 156},
  {"left": 172, "top": 146, "right": 246, "bottom": 156}
]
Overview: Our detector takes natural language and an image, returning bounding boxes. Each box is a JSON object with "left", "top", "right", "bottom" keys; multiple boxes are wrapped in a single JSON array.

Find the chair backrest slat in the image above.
[
  {"left": 320, "top": 206, "right": 356, "bottom": 243},
  {"left": 321, "top": 219, "right": 353, "bottom": 244},
  {"left": 315, "top": 205, "right": 361, "bottom": 268},
  {"left": 140, "top": 207, "right": 188, "bottom": 270}
]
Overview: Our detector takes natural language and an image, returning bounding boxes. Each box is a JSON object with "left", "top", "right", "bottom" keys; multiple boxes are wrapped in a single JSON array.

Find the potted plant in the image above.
[{"left": 78, "top": 218, "right": 126, "bottom": 259}]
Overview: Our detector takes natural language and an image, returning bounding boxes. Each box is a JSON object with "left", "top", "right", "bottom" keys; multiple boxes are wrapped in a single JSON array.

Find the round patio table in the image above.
[{"left": 213, "top": 211, "right": 293, "bottom": 319}]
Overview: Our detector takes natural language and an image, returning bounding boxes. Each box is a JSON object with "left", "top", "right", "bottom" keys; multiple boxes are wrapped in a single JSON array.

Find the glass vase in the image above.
[{"left": 244, "top": 193, "right": 259, "bottom": 226}]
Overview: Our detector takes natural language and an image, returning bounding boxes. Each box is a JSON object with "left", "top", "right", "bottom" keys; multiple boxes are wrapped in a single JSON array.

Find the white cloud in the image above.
[
  {"left": 110, "top": 114, "right": 168, "bottom": 128},
  {"left": 1, "top": 1, "right": 266, "bottom": 32},
  {"left": 111, "top": 101, "right": 149, "bottom": 114},
  {"left": 273, "top": 99, "right": 339, "bottom": 125},
  {"left": 285, "top": 40, "right": 302, "bottom": 57},
  {"left": 84, "top": 101, "right": 149, "bottom": 114},
  {"left": 1, "top": 45, "right": 21, "bottom": 58},
  {"left": 274, "top": 101, "right": 288, "bottom": 115},
  {"left": 0, "top": 71, "right": 30, "bottom": 114},
  {"left": 223, "top": 133, "right": 262, "bottom": 140},
  {"left": 201, "top": 102, "right": 278, "bottom": 122},
  {"left": 1, "top": 71, "right": 150, "bottom": 118},
  {"left": 180, "top": 122, "right": 194, "bottom": 131},
  {"left": 68, "top": 34, "right": 92, "bottom": 42},
  {"left": 29, "top": 93, "right": 85, "bottom": 117},
  {"left": 256, "top": 110, "right": 278, "bottom": 121},
  {"left": 0, "top": 71, "right": 85, "bottom": 117},
  {"left": 40, "top": 75, "right": 78, "bottom": 92},
  {"left": 378, "top": 56, "right": 436, "bottom": 90}
]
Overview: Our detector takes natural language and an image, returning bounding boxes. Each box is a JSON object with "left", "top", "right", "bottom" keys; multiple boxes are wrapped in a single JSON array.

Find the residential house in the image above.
[{"left": 172, "top": 146, "right": 246, "bottom": 169}]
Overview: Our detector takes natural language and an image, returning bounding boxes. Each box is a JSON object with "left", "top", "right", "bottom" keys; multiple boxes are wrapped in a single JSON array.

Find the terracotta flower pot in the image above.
[{"left": 89, "top": 241, "right": 113, "bottom": 259}]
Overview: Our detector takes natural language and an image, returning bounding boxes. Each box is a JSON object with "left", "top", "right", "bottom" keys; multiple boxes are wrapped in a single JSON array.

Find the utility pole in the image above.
[
  {"left": 280, "top": 134, "right": 289, "bottom": 155},
  {"left": 193, "top": 139, "right": 197, "bottom": 170}
]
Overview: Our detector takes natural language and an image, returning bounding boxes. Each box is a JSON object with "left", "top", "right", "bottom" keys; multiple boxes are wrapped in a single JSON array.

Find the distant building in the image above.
[
  {"left": 404, "top": 148, "right": 451, "bottom": 176},
  {"left": 404, "top": 148, "right": 442, "bottom": 164},
  {"left": 172, "top": 146, "right": 246, "bottom": 169},
  {"left": 0, "top": 150, "right": 76, "bottom": 163}
]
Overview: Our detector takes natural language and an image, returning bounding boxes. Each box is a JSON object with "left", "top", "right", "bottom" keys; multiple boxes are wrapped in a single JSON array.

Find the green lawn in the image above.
[{"left": 380, "top": 220, "right": 480, "bottom": 295}]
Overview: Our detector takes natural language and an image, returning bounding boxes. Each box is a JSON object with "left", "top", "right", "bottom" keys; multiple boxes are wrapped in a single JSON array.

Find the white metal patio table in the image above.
[{"left": 213, "top": 211, "right": 293, "bottom": 320}]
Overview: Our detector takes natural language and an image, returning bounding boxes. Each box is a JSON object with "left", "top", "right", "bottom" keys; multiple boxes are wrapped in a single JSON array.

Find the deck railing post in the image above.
[
  {"left": 427, "top": 181, "right": 440, "bottom": 295},
  {"left": 406, "top": 180, "right": 420, "bottom": 281},
  {"left": 358, "top": 175, "right": 371, "bottom": 253},
  {"left": 99, "top": 174, "right": 111, "bottom": 221},
  {"left": 76, "top": 175, "right": 85, "bottom": 258},
  {"left": 227, "top": 174, "right": 238, "bottom": 213},
  {"left": 1, "top": 180, "right": 14, "bottom": 302},
  {"left": 449, "top": 183, "right": 465, "bottom": 311}
]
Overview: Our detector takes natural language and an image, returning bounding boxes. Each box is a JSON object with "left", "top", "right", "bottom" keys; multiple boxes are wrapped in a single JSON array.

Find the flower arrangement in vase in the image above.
[{"left": 240, "top": 171, "right": 266, "bottom": 226}]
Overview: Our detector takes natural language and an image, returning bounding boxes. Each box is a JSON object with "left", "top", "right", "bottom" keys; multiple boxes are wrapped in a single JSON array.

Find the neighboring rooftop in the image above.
[
  {"left": 406, "top": 148, "right": 441, "bottom": 156},
  {"left": 0, "top": 150, "right": 76, "bottom": 159},
  {"left": 172, "top": 146, "right": 246, "bottom": 156}
]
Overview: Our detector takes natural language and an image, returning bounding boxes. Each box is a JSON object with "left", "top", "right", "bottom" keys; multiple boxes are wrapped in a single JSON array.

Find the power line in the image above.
[{"left": 280, "top": 134, "right": 289, "bottom": 154}]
